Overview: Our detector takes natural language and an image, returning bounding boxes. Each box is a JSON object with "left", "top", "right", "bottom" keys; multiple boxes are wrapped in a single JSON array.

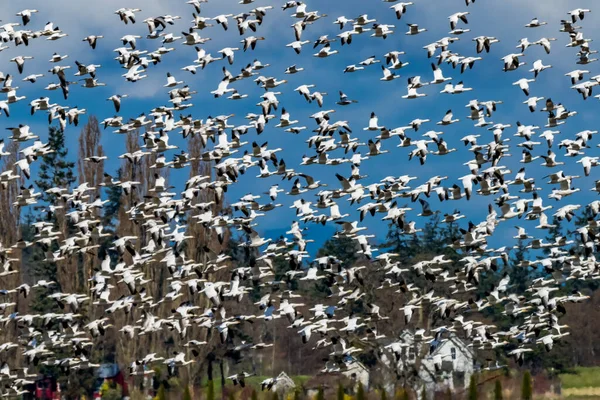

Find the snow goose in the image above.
[
  {"left": 390, "top": 3, "right": 413, "bottom": 20},
  {"left": 565, "top": 69, "right": 589, "bottom": 84},
  {"left": 333, "top": 16, "right": 354, "bottom": 30},
  {"left": 380, "top": 65, "right": 400, "bottom": 81},
  {"left": 530, "top": 59, "right": 551, "bottom": 78},
  {"left": 83, "top": 35, "right": 103, "bottom": 49},
  {"left": 430, "top": 63, "right": 451, "bottom": 84},
  {"left": 534, "top": 37, "right": 557, "bottom": 54},
  {"left": 343, "top": 64, "right": 364, "bottom": 73},
  {"left": 513, "top": 78, "right": 535, "bottom": 95},
  {"left": 213, "top": 14, "right": 233, "bottom": 30},
  {"left": 16, "top": 9, "right": 38, "bottom": 26},
  {"left": 371, "top": 24, "right": 395, "bottom": 39},
  {"left": 524, "top": 96, "right": 544, "bottom": 112},
  {"left": 448, "top": 12, "right": 469, "bottom": 30},
  {"left": 313, "top": 44, "right": 338, "bottom": 58},
  {"left": 10, "top": 56, "right": 33, "bottom": 74},
  {"left": 569, "top": 8, "right": 591, "bottom": 23},
  {"left": 286, "top": 40, "right": 310, "bottom": 54},
  {"left": 437, "top": 110, "right": 459, "bottom": 125},
  {"left": 525, "top": 17, "right": 547, "bottom": 28},
  {"left": 337, "top": 91, "right": 358, "bottom": 106},
  {"left": 473, "top": 36, "right": 499, "bottom": 53},
  {"left": 406, "top": 23, "right": 426, "bottom": 35}
]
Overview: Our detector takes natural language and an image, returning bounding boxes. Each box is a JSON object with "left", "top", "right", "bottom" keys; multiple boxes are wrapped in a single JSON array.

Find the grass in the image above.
[{"left": 559, "top": 367, "right": 600, "bottom": 390}]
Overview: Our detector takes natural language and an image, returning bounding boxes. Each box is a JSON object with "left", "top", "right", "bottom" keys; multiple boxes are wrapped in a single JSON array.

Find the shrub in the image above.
[{"left": 338, "top": 383, "right": 345, "bottom": 400}]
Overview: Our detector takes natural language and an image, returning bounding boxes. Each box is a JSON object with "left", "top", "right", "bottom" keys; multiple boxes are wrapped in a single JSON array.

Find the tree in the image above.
[
  {"left": 251, "top": 389, "right": 259, "bottom": 400},
  {"left": 420, "top": 386, "right": 427, "bottom": 400},
  {"left": 315, "top": 386, "right": 324, "bottom": 400},
  {"left": 207, "top": 380, "right": 215, "bottom": 400},
  {"left": 521, "top": 371, "right": 532, "bottom": 400},
  {"left": 337, "top": 382, "right": 345, "bottom": 400},
  {"left": 494, "top": 380, "right": 503, "bottom": 400},
  {"left": 381, "top": 387, "right": 388, "bottom": 400},
  {"left": 35, "top": 126, "right": 76, "bottom": 204},
  {"left": 155, "top": 384, "right": 166, "bottom": 400},
  {"left": 467, "top": 374, "right": 478, "bottom": 400},
  {"left": 356, "top": 383, "right": 365, "bottom": 400},
  {"left": 183, "top": 385, "right": 193, "bottom": 400}
]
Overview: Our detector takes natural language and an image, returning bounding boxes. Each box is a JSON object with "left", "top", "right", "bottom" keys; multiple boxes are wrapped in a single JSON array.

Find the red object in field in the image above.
[{"left": 34, "top": 376, "right": 60, "bottom": 399}]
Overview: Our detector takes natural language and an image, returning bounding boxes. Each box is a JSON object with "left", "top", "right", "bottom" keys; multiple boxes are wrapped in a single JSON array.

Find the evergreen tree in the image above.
[
  {"left": 467, "top": 374, "right": 478, "bottom": 400},
  {"left": 521, "top": 371, "right": 532, "bottom": 400},
  {"left": 494, "top": 380, "right": 503, "bottom": 400},
  {"left": 356, "top": 383, "right": 365, "bottom": 400},
  {"left": 337, "top": 382, "right": 345, "bottom": 400},
  {"left": 34, "top": 126, "right": 76, "bottom": 204},
  {"left": 102, "top": 167, "right": 124, "bottom": 227},
  {"left": 315, "top": 386, "right": 324, "bottom": 400},
  {"left": 251, "top": 389, "right": 259, "bottom": 400},
  {"left": 156, "top": 384, "right": 167, "bottom": 400},
  {"left": 381, "top": 388, "right": 388, "bottom": 400},
  {"left": 420, "top": 386, "right": 427, "bottom": 400}
]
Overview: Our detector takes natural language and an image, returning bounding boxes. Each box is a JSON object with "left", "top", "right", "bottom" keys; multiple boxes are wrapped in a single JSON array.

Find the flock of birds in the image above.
[{"left": 0, "top": 0, "right": 598, "bottom": 396}]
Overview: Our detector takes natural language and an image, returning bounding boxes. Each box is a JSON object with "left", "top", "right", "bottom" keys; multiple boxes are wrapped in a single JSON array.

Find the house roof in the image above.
[{"left": 431, "top": 334, "right": 475, "bottom": 359}]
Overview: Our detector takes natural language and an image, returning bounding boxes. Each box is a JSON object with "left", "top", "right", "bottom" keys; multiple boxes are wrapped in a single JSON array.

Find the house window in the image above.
[{"left": 451, "top": 347, "right": 456, "bottom": 360}]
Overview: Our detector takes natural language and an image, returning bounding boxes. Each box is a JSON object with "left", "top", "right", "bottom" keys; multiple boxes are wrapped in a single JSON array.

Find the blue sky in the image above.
[{"left": 0, "top": 0, "right": 599, "bottom": 255}]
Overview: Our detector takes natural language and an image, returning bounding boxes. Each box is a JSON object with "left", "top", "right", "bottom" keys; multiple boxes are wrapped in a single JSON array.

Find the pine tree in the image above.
[
  {"left": 467, "top": 374, "right": 478, "bottom": 400},
  {"left": 251, "top": 389, "right": 259, "bottom": 400},
  {"left": 421, "top": 386, "right": 427, "bottom": 400},
  {"left": 494, "top": 380, "right": 503, "bottom": 400},
  {"left": 35, "top": 126, "right": 76, "bottom": 204},
  {"left": 381, "top": 387, "right": 388, "bottom": 400},
  {"left": 356, "top": 383, "right": 365, "bottom": 400},
  {"left": 102, "top": 167, "right": 124, "bottom": 227},
  {"left": 521, "top": 371, "right": 532, "bottom": 400},
  {"left": 337, "top": 382, "right": 345, "bottom": 400},
  {"left": 315, "top": 386, "right": 324, "bottom": 400},
  {"left": 156, "top": 384, "right": 166, "bottom": 400}
]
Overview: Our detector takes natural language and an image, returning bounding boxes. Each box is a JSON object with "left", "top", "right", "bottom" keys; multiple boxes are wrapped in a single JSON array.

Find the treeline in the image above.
[{"left": 2, "top": 117, "right": 597, "bottom": 398}]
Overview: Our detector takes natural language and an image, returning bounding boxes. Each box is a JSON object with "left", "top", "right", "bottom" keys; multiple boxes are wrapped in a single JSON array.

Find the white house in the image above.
[
  {"left": 342, "top": 360, "right": 370, "bottom": 390},
  {"left": 394, "top": 331, "right": 475, "bottom": 399}
]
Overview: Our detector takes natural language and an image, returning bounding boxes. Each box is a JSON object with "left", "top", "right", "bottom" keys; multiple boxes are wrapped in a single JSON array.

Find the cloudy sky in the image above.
[{"left": 0, "top": 0, "right": 599, "bottom": 254}]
